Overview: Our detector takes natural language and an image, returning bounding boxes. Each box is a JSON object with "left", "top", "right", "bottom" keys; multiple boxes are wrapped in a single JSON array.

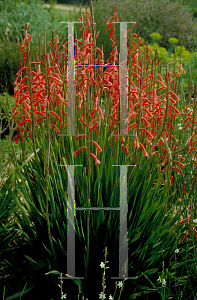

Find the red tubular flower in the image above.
[
  {"left": 139, "top": 143, "right": 148, "bottom": 157},
  {"left": 171, "top": 166, "right": 182, "bottom": 175},
  {"left": 90, "top": 109, "right": 97, "bottom": 117},
  {"left": 139, "top": 128, "right": 153, "bottom": 139},
  {"left": 165, "top": 122, "right": 174, "bottom": 132},
  {"left": 182, "top": 233, "right": 189, "bottom": 243},
  {"left": 36, "top": 116, "right": 46, "bottom": 125},
  {"left": 73, "top": 146, "right": 88, "bottom": 157},
  {"left": 183, "top": 124, "right": 192, "bottom": 130},
  {"left": 173, "top": 155, "right": 185, "bottom": 161},
  {"left": 140, "top": 117, "right": 150, "bottom": 127},
  {"left": 188, "top": 147, "right": 197, "bottom": 154},
  {"left": 183, "top": 104, "right": 194, "bottom": 113},
  {"left": 191, "top": 227, "right": 197, "bottom": 239},
  {"left": 20, "top": 119, "right": 32, "bottom": 126},
  {"left": 49, "top": 111, "right": 60, "bottom": 120},
  {"left": 151, "top": 151, "right": 160, "bottom": 156},
  {"left": 49, "top": 124, "right": 60, "bottom": 133},
  {"left": 12, "top": 112, "right": 20, "bottom": 120},
  {"left": 89, "top": 118, "right": 99, "bottom": 128},
  {"left": 173, "top": 160, "right": 185, "bottom": 168},
  {"left": 89, "top": 141, "right": 102, "bottom": 152},
  {"left": 79, "top": 118, "right": 88, "bottom": 128},
  {"left": 89, "top": 153, "right": 100, "bottom": 165},
  {"left": 22, "top": 129, "right": 31, "bottom": 137},
  {"left": 136, "top": 136, "right": 140, "bottom": 148},
  {"left": 74, "top": 134, "right": 88, "bottom": 140},
  {"left": 125, "top": 146, "right": 129, "bottom": 155},
  {"left": 183, "top": 117, "right": 193, "bottom": 124},
  {"left": 97, "top": 106, "right": 104, "bottom": 119},
  {"left": 89, "top": 123, "right": 98, "bottom": 133},
  {"left": 179, "top": 214, "right": 191, "bottom": 224},
  {"left": 124, "top": 123, "right": 138, "bottom": 134}
]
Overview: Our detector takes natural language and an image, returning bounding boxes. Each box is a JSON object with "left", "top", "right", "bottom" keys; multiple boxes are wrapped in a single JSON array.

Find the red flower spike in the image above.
[{"left": 73, "top": 147, "right": 88, "bottom": 157}]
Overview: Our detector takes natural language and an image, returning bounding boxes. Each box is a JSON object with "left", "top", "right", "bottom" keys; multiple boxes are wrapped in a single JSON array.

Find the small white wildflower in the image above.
[
  {"left": 174, "top": 249, "right": 179, "bottom": 254},
  {"left": 193, "top": 219, "right": 197, "bottom": 223},
  {"left": 61, "top": 294, "right": 67, "bottom": 299},
  {"left": 99, "top": 292, "right": 106, "bottom": 299},
  {"left": 157, "top": 276, "right": 161, "bottom": 282},
  {"left": 162, "top": 279, "right": 166, "bottom": 286},
  {"left": 117, "top": 281, "right": 123, "bottom": 288},
  {"left": 178, "top": 127, "right": 182, "bottom": 130},
  {"left": 100, "top": 262, "right": 105, "bottom": 268},
  {"left": 58, "top": 284, "right": 61, "bottom": 288},
  {"left": 109, "top": 295, "right": 113, "bottom": 300}
]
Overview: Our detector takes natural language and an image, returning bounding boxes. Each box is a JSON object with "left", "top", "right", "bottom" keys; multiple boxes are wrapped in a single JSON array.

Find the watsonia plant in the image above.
[{"left": 1, "top": 1, "right": 197, "bottom": 299}]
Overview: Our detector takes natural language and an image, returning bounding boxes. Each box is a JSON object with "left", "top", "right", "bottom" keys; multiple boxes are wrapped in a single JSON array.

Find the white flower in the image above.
[
  {"left": 61, "top": 294, "right": 67, "bottom": 299},
  {"left": 162, "top": 279, "right": 166, "bottom": 286},
  {"left": 178, "top": 127, "right": 182, "bottom": 130},
  {"left": 117, "top": 281, "right": 123, "bottom": 288},
  {"left": 99, "top": 292, "right": 106, "bottom": 299},
  {"left": 193, "top": 219, "right": 197, "bottom": 223},
  {"left": 100, "top": 262, "right": 105, "bottom": 268},
  {"left": 158, "top": 276, "right": 166, "bottom": 286},
  {"left": 109, "top": 295, "right": 113, "bottom": 300},
  {"left": 174, "top": 249, "right": 179, "bottom": 254}
]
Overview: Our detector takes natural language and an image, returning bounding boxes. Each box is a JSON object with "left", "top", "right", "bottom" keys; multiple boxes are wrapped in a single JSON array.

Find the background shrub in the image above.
[
  {"left": 92, "top": 0, "right": 197, "bottom": 61},
  {"left": 0, "top": 0, "right": 81, "bottom": 95}
]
